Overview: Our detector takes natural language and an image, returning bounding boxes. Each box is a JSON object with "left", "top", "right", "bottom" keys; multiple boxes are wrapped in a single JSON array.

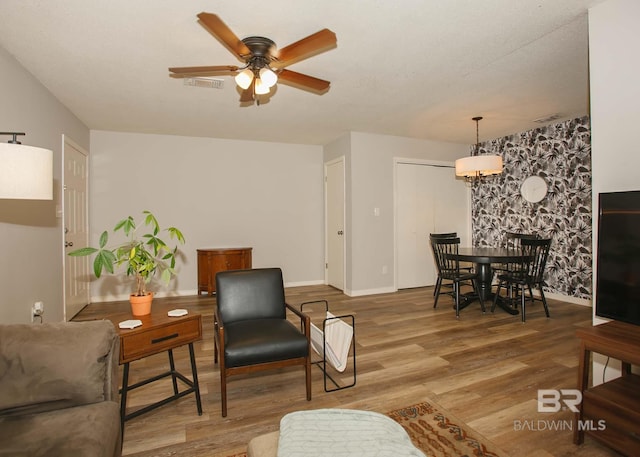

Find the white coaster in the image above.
[
  {"left": 168, "top": 309, "right": 188, "bottom": 317},
  {"left": 119, "top": 319, "right": 142, "bottom": 329}
]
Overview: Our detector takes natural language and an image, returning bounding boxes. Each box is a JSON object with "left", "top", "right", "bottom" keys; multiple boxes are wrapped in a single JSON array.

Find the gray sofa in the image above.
[{"left": 0, "top": 320, "right": 121, "bottom": 457}]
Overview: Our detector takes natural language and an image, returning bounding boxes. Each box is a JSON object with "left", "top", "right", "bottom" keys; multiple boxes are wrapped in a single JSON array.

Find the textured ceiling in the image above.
[{"left": 0, "top": 0, "right": 604, "bottom": 146}]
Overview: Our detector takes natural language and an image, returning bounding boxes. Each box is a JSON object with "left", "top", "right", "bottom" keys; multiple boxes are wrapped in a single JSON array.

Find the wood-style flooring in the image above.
[{"left": 76, "top": 285, "right": 621, "bottom": 457}]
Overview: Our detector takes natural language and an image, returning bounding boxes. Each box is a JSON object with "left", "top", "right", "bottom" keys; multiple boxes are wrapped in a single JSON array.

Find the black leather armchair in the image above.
[{"left": 214, "top": 268, "right": 311, "bottom": 417}]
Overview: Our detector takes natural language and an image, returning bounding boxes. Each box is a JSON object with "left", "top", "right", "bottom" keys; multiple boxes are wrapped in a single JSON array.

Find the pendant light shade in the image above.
[
  {"left": 455, "top": 116, "right": 503, "bottom": 181},
  {"left": 455, "top": 155, "right": 503, "bottom": 177}
]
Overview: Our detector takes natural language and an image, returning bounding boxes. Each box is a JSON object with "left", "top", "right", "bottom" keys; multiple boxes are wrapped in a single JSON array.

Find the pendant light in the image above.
[{"left": 455, "top": 117, "right": 503, "bottom": 181}]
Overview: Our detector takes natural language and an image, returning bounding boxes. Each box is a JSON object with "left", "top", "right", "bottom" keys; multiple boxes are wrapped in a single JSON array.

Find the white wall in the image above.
[
  {"left": 346, "top": 132, "right": 468, "bottom": 295},
  {"left": 0, "top": 45, "right": 89, "bottom": 323},
  {"left": 588, "top": 0, "right": 640, "bottom": 381},
  {"left": 88, "top": 131, "right": 325, "bottom": 301}
]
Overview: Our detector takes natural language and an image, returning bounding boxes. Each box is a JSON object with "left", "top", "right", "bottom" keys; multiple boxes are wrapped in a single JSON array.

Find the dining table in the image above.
[{"left": 446, "top": 247, "right": 528, "bottom": 315}]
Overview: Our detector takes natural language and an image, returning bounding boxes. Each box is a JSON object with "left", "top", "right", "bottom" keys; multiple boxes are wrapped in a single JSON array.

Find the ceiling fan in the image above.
[{"left": 169, "top": 13, "right": 337, "bottom": 104}]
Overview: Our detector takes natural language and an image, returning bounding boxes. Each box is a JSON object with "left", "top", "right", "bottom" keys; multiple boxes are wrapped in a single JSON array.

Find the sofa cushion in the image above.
[
  {"left": 0, "top": 321, "right": 117, "bottom": 416},
  {"left": 0, "top": 401, "right": 121, "bottom": 457}
]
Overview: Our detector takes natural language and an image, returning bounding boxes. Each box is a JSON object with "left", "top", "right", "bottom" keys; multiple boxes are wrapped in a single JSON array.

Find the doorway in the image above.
[
  {"left": 325, "top": 157, "right": 345, "bottom": 290},
  {"left": 63, "top": 136, "right": 90, "bottom": 320}
]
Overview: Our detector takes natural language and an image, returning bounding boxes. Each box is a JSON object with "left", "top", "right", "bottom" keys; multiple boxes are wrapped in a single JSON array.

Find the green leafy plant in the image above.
[{"left": 69, "top": 210, "right": 185, "bottom": 296}]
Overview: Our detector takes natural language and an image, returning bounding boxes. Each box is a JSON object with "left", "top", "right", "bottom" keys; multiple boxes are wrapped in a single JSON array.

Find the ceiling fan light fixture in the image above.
[
  {"left": 235, "top": 68, "right": 254, "bottom": 90},
  {"left": 259, "top": 67, "right": 278, "bottom": 88},
  {"left": 254, "top": 78, "right": 270, "bottom": 95},
  {"left": 169, "top": 14, "right": 336, "bottom": 103}
]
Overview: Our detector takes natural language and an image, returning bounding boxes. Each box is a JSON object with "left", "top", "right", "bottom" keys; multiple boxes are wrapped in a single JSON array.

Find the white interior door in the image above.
[
  {"left": 326, "top": 158, "right": 345, "bottom": 290},
  {"left": 63, "top": 136, "right": 90, "bottom": 320},
  {"left": 396, "top": 162, "right": 470, "bottom": 289}
]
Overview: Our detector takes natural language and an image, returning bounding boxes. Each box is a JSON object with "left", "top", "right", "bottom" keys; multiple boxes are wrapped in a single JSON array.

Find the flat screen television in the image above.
[{"left": 596, "top": 190, "right": 640, "bottom": 326}]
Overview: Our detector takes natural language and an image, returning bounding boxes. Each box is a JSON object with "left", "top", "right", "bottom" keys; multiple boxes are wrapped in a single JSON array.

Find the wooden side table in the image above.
[
  {"left": 197, "top": 247, "right": 252, "bottom": 295},
  {"left": 574, "top": 320, "right": 640, "bottom": 454},
  {"left": 74, "top": 302, "right": 203, "bottom": 436}
]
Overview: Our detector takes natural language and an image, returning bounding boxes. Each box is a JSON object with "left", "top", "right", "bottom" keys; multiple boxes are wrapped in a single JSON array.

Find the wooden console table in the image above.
[
  {"left": 197, "top": 247, "right": 252, "bottom": 295},
  {"left": 574, "top": 320, "right": 640, "bottom": 454}
]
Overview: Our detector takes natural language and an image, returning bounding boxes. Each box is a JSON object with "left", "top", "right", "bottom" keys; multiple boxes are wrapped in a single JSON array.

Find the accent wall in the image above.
[{"left": 472, "top": 116, "right": 592, "bottom": 301}]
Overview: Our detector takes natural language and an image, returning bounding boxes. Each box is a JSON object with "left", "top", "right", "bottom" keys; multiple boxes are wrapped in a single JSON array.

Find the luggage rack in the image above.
[{"left": 300, "top": 300, "right": 356, "bottom": 392}]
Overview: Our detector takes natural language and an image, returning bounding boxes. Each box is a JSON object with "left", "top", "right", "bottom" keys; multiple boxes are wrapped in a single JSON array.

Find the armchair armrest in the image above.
[
  {"left": 286, "top": 302, "right": 311, "bottom": 343},
  {"left": 213, "top": 306, "right": 224, "bottom": 365}
]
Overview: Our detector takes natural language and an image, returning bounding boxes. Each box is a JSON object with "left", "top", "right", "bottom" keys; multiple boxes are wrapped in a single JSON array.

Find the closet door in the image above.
[{"left": 396, "top": 163, "right": 470, "bottom": 289}]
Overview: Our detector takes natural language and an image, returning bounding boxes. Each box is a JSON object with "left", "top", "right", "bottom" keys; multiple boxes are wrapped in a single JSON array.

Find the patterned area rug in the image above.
[
  {"left": 221, "top": 400, "right": 509, "bottom": 457},
  {"left": 387, "top": 401, "right": 509, "bottom": 457}
]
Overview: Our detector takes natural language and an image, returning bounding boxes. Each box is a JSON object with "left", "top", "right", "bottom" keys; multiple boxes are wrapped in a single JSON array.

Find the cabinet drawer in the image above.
[{"left": 120, "top": 317, "right": 201, "bottom": 363}]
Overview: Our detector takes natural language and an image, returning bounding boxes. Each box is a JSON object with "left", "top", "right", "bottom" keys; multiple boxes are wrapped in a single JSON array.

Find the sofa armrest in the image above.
[{"left": 0, "top": 320, "right": 120, "bottom": 416}]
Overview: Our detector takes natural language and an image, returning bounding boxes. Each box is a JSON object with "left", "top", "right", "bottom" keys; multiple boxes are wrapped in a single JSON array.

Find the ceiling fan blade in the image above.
[
  {"left": 277, "top": 69, "right": 330, "bottom": 94},
  {"left": 197, "top": 12, "right": 250, "bottom": 59},
  {"left": 169, "top": 65, "right": 239, "bottom": 78},
  {"left": 273, "top": 29, "right": 337, "bottom": 69}
]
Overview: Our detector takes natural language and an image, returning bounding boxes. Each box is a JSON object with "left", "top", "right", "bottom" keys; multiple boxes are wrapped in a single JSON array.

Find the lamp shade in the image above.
[
  {"left": 455, "top": 155, "right": 503, "bottom": 178},
  {"left": 254, "top": 78, "right": 270, "bottom": 95},
  {"left": 259, "top": 67, "right": 278, "bottom": 88},
  {"left": 234, "top": 68, "right": 254, "bottom": 90},
  {"left": 0, "top": 143, "right": 53, "bottom": 200}
]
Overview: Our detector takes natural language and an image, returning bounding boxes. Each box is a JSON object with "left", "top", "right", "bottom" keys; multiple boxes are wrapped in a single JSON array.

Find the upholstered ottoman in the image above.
[{"left": 247, "top": 409, "right": 424, "bottom": 457}]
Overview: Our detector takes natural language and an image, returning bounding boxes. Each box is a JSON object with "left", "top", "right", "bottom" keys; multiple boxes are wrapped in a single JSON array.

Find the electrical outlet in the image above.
[{"left": 32, "top": 301, "right": 44, "bottom": 323}]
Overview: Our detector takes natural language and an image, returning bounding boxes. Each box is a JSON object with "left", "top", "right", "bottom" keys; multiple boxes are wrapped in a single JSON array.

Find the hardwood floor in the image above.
[{"left": 77, "top": 285, "right": 620, "bottom": 457}]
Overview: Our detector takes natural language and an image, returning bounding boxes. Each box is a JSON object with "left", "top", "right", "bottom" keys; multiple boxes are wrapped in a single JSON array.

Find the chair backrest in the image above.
[
  {"left": 429, "top": 232, "right": 457, "bottom": 239},
  {"left": 430, "top": 236, "right": 461, "bottom": 274},
  {"left": 429, "top": 234, "right": 458, "bottom": 275},
  {"left": 504, "top": 231, "right": 539, "bottom": 250},
  {"left": 216, "top": 268, "right": 286, "bottom": 324},
  {"left": 520, "top": 238, "right": 552, "bottom": 282}
]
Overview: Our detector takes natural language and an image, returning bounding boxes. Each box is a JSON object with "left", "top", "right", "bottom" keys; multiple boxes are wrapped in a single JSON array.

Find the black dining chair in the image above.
[
  {"left": 429, "top": 232, "right": 458, "bottom": 298},
  {"left": 492, "top": 238, "right": 552, "bottom": 322},
  {"left": 429, "top": 232, "right": 473, "bottom": 299},
  {"left": 494, "top": 232, "right": 540, "bottom": 300},
  {"left": 430, "top": 237, "right": 484, "bottom": 318}
]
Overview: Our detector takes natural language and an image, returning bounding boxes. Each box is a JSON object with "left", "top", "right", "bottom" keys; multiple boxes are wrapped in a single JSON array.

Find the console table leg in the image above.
[
  {"left": 189, "top": 343, "right": 203, "bottom": 415},
  {"left": 574, "top": 343, "right": 590, "bottom": 444},
  {"left": 168, "top": 349, "right": 179, "bottom": 396},
  {"left": 120, "top": 362, "right": 130, "bottom": 439}
]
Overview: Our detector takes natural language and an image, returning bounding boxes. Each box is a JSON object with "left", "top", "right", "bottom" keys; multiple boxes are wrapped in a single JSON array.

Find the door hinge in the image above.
[{"left": 325, "top": 263, "right": 328, "bottom": 269}]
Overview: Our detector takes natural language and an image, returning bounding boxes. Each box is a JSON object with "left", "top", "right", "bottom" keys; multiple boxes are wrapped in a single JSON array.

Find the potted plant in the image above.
[{"left": 69, "top": 210, "right": 185, "bottom": 316}]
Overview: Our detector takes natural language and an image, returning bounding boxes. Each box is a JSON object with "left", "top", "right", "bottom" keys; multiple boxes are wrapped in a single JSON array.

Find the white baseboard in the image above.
[
  {"left": 284, "top": 279, "right": 325, "bottom": 288},
  {"left": 90, "top": 286, "right": 592, "bottom": 307},
  {"left": 90, "top": 289, "right": 199, "bottom": 303},
  {"left": 345, "top": 286, "right": 396, "bottom": 297},
  {"left": 541, "top": 291, "right": 591, "bottom": 307}
]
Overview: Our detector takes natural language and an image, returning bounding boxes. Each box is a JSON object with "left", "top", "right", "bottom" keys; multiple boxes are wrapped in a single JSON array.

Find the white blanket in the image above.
[
  {"left": 310, "top": 312, "right": 353, "bottom": 372},
  {"left": 276, "top": 409, "right": 426, "bottom": 457}
]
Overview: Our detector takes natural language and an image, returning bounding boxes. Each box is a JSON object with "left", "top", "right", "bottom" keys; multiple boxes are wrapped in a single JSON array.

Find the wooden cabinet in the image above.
[
  {"left": 197, "top": 247, "right": 252, "bottom": 295},
  {"left": 574, "top": 320, "right": 640, "bottom": 455}
]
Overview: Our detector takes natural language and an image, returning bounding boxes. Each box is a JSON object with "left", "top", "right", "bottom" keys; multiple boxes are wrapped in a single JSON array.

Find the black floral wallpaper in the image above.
[{"left": 471, "top": 116, "right": 592, "bottom": 299}]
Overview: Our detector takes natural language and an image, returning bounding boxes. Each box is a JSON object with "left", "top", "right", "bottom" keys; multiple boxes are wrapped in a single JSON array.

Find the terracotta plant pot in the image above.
[{"left": 130, "top": 292, "right": 153, "bottom": 316}]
